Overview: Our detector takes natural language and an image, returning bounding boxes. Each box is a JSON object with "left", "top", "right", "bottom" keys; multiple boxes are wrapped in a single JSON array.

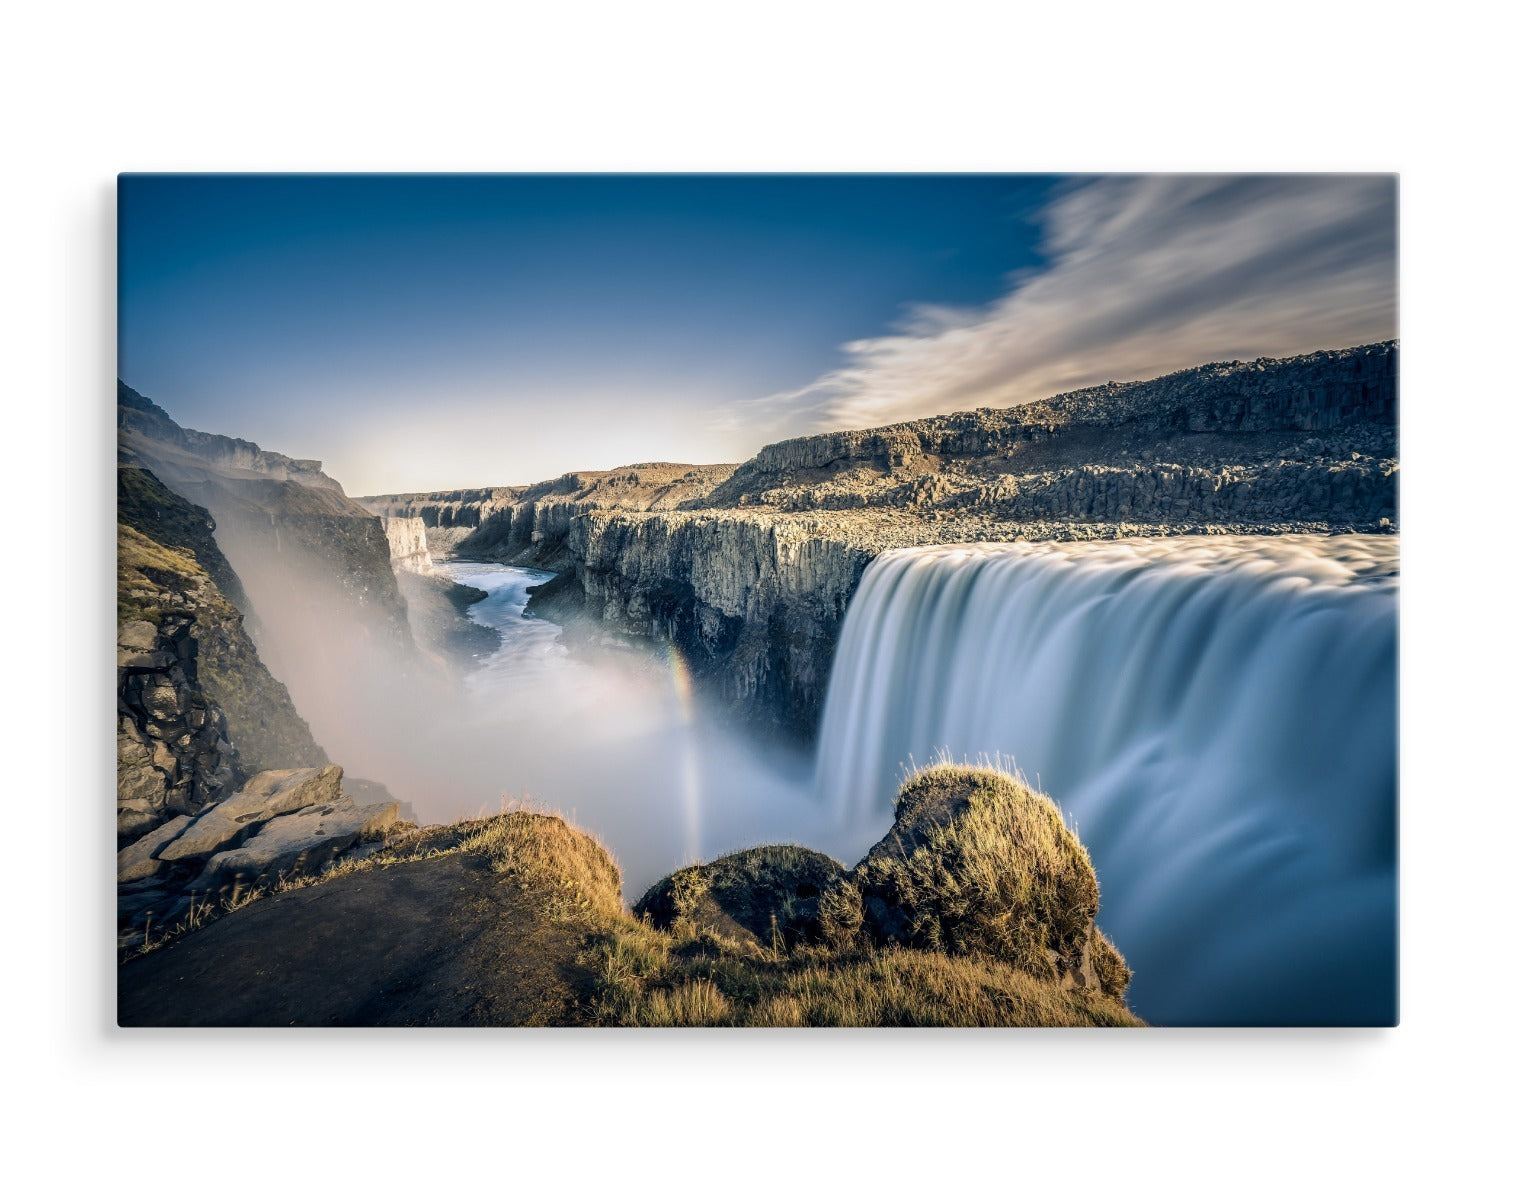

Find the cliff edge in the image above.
[{"left": 118, "top": 766, "right": 1139, "bottom": 1027}]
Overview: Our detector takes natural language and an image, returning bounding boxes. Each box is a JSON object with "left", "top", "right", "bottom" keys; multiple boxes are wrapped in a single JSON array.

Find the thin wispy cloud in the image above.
[{"left": 741, "top": 174, "right": 1397, "bottom": 437}]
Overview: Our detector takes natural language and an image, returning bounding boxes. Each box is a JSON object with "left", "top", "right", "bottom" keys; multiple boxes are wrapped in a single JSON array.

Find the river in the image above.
[
  {"left": 432, "top": 560, "right": 842, "bottom": 897},
  {"left": 439, "top": 536, "right": 1397, "bottom": 1026}
]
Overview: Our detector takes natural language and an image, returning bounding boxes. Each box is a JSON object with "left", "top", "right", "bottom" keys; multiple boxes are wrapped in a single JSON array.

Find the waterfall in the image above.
[{"left": 814, "top": 535, "right": 1398, "bottom": 1026}]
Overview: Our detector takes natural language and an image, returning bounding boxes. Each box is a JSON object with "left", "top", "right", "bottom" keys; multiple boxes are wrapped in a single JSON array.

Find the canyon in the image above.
[
  {"left": 362, "top": 341, "right": 1397, "bottom": 739},
  {"left": 115, "top": 340, "right": 1398, "bottom": 1025}
]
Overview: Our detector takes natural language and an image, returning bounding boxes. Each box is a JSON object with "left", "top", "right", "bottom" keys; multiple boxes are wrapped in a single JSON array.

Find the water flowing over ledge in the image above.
[{"left": 813, "top": 535, "right": 1398, "bottom": 1025}]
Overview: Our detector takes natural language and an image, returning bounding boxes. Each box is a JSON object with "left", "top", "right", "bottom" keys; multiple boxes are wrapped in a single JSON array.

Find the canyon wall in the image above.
[
  {"left": 380, "top": 515, "right": 434, "bottom": 574},
  {"left": 568, "top": 512, "right": 876, "bottom": 738},
  {"left": 359, "top": 343, "right": 1399, "bottom": 739},
  {"left": 117, "top": 467, "right": 325, "bottom": 840}
]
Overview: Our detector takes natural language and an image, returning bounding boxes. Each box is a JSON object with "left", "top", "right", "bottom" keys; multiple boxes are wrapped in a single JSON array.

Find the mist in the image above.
[{"left": 199, "top": 513, "right": 845, "bottom": 896}]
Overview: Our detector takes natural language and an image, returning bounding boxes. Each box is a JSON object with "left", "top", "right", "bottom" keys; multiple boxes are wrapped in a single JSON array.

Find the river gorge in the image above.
[
  {"left": 117, "top": 341, "right": 1400, "bottom": 1027},
  {"left": 433, "top": 533, "right": 1395, "bottom": 1027}
]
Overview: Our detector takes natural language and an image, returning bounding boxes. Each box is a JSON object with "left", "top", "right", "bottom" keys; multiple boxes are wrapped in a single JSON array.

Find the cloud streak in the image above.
[{"left": 743, "top": 174, "right": 1397, "bottom": 436}]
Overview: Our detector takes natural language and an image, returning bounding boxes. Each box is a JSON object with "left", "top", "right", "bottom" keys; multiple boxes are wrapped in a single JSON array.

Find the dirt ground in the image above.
[{"left": 118, "top": 852, "right": 595, "bottom": 1027}]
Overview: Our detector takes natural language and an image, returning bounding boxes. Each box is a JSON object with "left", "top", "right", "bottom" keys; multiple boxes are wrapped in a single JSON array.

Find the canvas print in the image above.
[{"left": 115, "top": 174, "right": 1397, "bottom": 1027}]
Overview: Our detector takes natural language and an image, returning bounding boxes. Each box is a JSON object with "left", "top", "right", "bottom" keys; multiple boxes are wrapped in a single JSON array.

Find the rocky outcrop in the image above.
[
  {"left": 634, "top": 845, "right": 848, "bottom": 949},
  {"left": 631, "top": 763, "right": 1134, "bottom": 1012},
  {"left": 119, "top": 381, "right": 418, "bottom": 669},
  {"left": 836, "top": 765, "right": 1126, "bottom": 997},
  {"left": 117, "top": 469, "right": 325, "bottom": 796},
  {"left": 117, "top": 815, "right": 193, "bottom": 885},
  {"left": 118, "top": 382, "right": 345, "bottom": 492},
  {"left": 199, "top": 795, "right": 399, "bottom": 888},
  {"left": 121, "top": 769, "right": 1139, "bottom": 1026},
  {"left": 380, "top": 516, "right": 434, "bottom": 574},
  {"left": 117, "top": 763, "right": 404, "bottom": 947},
  {"left": 156, "top": 766, "right": 345, "bottom": 863}
]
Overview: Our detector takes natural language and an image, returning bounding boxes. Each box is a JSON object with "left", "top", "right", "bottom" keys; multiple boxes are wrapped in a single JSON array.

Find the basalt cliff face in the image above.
[
  {"left": 361, "top": 342, "right": 1399, "bottom": 740},
  {"left": 360, "top": 462, "right": 737, "bottom": 566}
]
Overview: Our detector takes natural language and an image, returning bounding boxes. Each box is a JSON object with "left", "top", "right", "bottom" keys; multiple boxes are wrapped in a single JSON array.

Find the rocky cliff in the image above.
[
  {"left": 356, "top": 343, "right": 1399, "bottom": 739},
  {"left": 119, "top": 383, "right": 346, "bottom": 493},
  {"left": 380, "top": 515, "right": 435, "bottom": 574},
  {"left": 116, "top": 469, "right": 326, "bottom": 841},
  {"left": 359, "top": 463, "right": 737, "bottom": 565},
  {"left": 118, "top": 381, "right": 417, "bottom": 667},
  {"left": 119, "top": 765, "right": 1139, "bottom": 1027}
]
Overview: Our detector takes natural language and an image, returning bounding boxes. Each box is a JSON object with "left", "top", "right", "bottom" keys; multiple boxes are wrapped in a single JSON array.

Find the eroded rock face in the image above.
[
  {"left": 157, "top": 766, "right": 345, "bottom": 863},
  {"left": 115, "top": 604, "right": 240, "bottom": 839},
  {"left": 117, "top": 468, "right": 326, "bottom": 779},
  {"left": 198, "top": 797, "right": 400, "bottom": 888},
  {"left": 380, "top": 516, "right": 434, "bottom": 574},
  {"left": 119, "top": 383, "right": 420, "bottom": 676}
]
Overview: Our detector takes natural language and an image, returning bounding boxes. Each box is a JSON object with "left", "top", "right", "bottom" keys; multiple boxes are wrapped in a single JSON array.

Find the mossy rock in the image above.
[
  {"left": 844, "top": 765, "right": 1121, "bottom": 995},
  {"left": 634, "top": 845, "right": 847, "bottom": 949}
]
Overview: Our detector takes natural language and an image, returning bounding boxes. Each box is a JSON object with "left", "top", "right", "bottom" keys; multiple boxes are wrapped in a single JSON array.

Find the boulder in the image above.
[
  {"left": 198, "top": 798, "right": 400, "bottom": 888},
  {"left": 158, "top": 765, "right": 344, "bottom": 863},
  {"left": 117, "top": 620, "right": 158, "bottom": 652},
  {"left": 635, "top": 845, "right": 847, "bottom": 949},
  {"left": 117, "top": 814, "right": 193, "bottom": 884},
  {"left": 839, "top": 765, "right": 1119, "bottom": 995}
]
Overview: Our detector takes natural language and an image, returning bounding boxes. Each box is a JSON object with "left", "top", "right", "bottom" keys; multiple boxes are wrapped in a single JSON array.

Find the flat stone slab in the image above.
[
  {"left": 117, "top": 814, "right": 193, "bottom": 884},
  {"left": 198, "top": 799, "right": 400, "bottom": 887},
  {"left": 159, "top": 765, "right": 344, "bottom": 863}
]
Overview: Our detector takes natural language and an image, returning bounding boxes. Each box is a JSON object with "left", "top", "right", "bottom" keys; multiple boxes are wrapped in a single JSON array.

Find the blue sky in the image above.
[{"left": 119, "top": 174, "right": 1395, "bottom": 495}]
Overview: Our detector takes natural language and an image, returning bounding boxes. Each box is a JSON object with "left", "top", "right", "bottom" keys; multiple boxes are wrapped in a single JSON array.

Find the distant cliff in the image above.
[
  {"left": 358, "top": 343, "right": 1399, "bottom": 739},
  {"left": 380, "top": 516, "right": 434, "bottom": 574},
  {"left": 118, "top": 381, "right": 419, "bottom": 669},
  {"left": 360, "top": 463, "right": 737, "bottom": 564},
  {"left": 118, "top": 383, "right": 346, "bottom": 492}
]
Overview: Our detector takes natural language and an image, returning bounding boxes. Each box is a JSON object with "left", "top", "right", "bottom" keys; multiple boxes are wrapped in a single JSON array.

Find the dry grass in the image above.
[
  {"left": 121, "top": 820, "right": 457, "bottom": 960},
  {"left": 846, "top": 764, "right": 1103, "bottom": 982},
  {"left": 122, "top": 772, "right": 1142, "bottom": 1026},
  {"left": 580, "top": 923, "right": 1141, "bottom": 1027},
  {"left": 458, "top": 809, "right": 625, "bottom": 925}
]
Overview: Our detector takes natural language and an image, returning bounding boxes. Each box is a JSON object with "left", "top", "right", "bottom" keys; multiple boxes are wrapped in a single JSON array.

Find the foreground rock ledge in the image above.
[{"left": 119, "top": 766, "right": 1139, "bottom": 1027}]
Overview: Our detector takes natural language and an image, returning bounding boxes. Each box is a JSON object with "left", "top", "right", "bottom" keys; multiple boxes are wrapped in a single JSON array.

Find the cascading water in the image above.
[{"left": 814, "top": 535, "right": 1398, "bottom": 1026}]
